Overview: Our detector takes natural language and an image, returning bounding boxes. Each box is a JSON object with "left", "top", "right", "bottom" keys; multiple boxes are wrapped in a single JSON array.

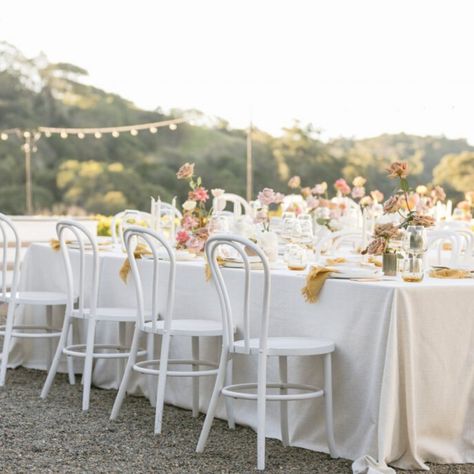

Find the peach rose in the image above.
[
  {"left": 383, "top": 195, "right": 402, "bottom": 214},
  {"left": 387, "top": 161, "right": 409, "bottom": 179},
  {"left": 352, "top": 176, "right": 367, "bottom": 187},
  {"left": 370, "top": 190, "right": 384, "bottom": 203},
  {"left": 365, "top": 237, "right": 387, "bottom": 255},
  {"left": 176, "top": 162, "right": 195, "bottom": 180},
  {"left": 312, "top": 182, "right": 328, "bottom": 195},
  {"left": 411, "top": 214, "right": 435, "bottom": 227},
  {"left": 288, "top": 176, "right": 301, "bottom": 189}
]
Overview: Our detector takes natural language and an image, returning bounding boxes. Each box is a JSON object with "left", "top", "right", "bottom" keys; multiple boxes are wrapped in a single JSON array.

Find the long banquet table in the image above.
[{"left": 8, "top": 243, "right": 474, "bottom": 473}]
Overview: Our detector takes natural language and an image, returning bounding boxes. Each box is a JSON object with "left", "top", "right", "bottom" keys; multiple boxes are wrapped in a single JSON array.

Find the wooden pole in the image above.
[
  {"left": 24, "top": 136, "right": 33, "bottom": 215},
  {"left": 246, "top": 122, "right": 253, "bottom": 201}
]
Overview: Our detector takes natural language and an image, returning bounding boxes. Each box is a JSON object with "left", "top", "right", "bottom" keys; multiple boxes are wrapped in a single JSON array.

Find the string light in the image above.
[
  {"left": 149, "top": 127, "right": 157, "bottom": 134},
  {"left": 94, "top": 132, "right": 102, "bottom": 139},
  {"left": 112, "top": 130, "right": 120, "bottom": 138},
  {"left": 34, "top": 132, "right": 41, "bottom": 140},
  {"left": 0, "top": 133, "right": 8, "bottom": 141},
  {"left": 130, "top": 129, "right": 138, "bottom": 136},
  {"left": 44, "top": 131, "right": 52, "bottom": 138},
  {"left": 60, "top": 131, "right": 68, "bottom": 139},
  {"left": 78, "top": 132, "right": 85, "bottom": 139},
  {"left": 169, "top": 123, "right": 177, "bottom": 131},
  {"left": 23, "top": 131, "right": 31, "bottom": 138}
]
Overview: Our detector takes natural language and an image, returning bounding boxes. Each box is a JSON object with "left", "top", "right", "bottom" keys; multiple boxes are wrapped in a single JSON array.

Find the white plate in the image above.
[{"left": 329, "top": 268, "right": 384, "bottom": 279}]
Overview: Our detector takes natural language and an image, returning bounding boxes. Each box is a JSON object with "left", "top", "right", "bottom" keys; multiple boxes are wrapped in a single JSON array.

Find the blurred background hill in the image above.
[{"left": 1, "top": 42, "right": 473, "bottom": 215}]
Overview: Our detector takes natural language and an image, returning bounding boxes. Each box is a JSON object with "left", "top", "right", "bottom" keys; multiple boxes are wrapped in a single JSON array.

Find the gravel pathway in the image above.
[{"left": 0, "top": 368, "right": 471, "bottom": 473}]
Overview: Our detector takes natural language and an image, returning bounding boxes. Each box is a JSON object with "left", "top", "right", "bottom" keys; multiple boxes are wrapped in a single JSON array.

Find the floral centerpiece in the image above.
[{"left": 175, "top": 162, "right": 216, "bottom": 254}]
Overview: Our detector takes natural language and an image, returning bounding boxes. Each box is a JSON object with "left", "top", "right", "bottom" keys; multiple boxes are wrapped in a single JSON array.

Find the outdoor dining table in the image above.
[{"left": 8, "top": 243, "right": 474, "bottom": 473}]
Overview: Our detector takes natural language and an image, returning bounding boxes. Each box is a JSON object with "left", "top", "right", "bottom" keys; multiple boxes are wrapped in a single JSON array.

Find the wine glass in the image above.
[{"left": 400, "top": 256, "right": 424, "bottom": 282}]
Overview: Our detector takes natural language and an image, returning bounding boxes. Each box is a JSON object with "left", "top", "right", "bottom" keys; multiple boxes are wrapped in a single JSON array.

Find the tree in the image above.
[{"left": 433, "top": 152, "right": 474, "bottom": 195}]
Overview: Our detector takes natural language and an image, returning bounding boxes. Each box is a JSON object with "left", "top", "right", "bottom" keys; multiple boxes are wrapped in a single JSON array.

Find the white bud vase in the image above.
[{"left": 258, "top": 230, "right": 278, "bottom": 262}]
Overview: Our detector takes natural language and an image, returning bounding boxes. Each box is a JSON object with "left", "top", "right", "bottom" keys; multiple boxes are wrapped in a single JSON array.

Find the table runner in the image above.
[{"left": 8, "top": 244, "right": 474, "bottom": 473}]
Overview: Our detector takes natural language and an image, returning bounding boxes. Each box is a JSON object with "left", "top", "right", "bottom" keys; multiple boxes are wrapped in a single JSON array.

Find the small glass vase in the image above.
[{"left": 382, "top": 252, "right": 398, "bottom": 276}]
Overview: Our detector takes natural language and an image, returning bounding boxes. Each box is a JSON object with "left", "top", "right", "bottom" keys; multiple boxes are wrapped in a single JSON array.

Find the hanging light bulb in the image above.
[
  {"left": 23, "top": 131, "right": 31, "bottom": 138},
  {"left": 130, "top": 129, "right": 138, "bottom": 136},
  {"left": 60, "top": 131, "right": 68, "bottom": 139},
  {"left": 149, "top": 127, "right": 157, "bottom": 134},
  {"left": 34, "top": 132, "right": 41, "bottom": 140},
  {"left": 0, "top": 133, "right": 8, "bottom": 141},
  {"left": 169, "top": 123, "right": 177, "bottom": 131},
  {"left": 94, "top": 131, "right": 102, "bottom": 139},
  {"left": 44, "top": 131, "right": 52, "bottom": 138},
  {"left": 78, "top": 132, "right": 85, "bottom": 139},
  {"left": 32, "top": 146, "right": 38, "bottom": 153},
  {"left": 112, "top": 130, "right": 120, "bottom": 138}
]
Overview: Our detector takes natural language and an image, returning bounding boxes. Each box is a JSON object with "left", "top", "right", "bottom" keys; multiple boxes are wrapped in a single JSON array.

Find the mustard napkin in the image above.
[
  {"left": 50, "top": 239, "right": 72, "bottom": 251},
  {"left": 205, "top": 256, "right": 225, "bottom": 281},
  {"left": 429, "top": 268, "right": 471, "bottom": 279},
  {"left": 368, "top": 256, "right": 383, "bottom": 268},
  {"left": 119, "top": 243, "right": 151, "bottom": 283},
  {"left": 301, "top": 266, "right": 334, "bottom": 303},
  {"left": 326, "top": 257, "right": 347, "bottom": 265}
]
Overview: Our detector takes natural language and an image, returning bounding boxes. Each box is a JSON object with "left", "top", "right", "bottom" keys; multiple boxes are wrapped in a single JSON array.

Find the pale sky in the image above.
[{"left": 2, "top": 0, "right": 474, "bottom": 141}]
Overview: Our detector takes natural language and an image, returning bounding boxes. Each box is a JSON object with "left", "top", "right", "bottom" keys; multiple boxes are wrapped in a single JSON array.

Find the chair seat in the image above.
[
  {"left": 72, "top": 307, "right": 143, "bottom": 322},
  {"left": 0, "top": 291, "right": 69, "bottom": 305},
  {"left": 143, "top": 319, "right": 224, "bottom": 336},
  {"left": 233, "top": 336, "right": 335, "bottom": 356}
]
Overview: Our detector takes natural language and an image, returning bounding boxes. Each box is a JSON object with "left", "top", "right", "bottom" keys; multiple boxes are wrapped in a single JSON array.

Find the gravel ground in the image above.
[{"left": 0, "top": 368, "right": 471, "bottom": 474}]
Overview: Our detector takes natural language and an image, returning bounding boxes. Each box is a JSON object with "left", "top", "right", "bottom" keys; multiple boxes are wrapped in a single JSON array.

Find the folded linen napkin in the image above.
[
  {"left": 205, "top": 256, "right": 226, "bottom": 281},
  {"left": 368, "top": 256, "right": 383, "bottom": 268},
  {"left": 326, "top": 257, "right": 347, "bottom": 265},
  {"left": 119, "top": 243, "right": 151, "bottom": 283},
  {"left": 301, "top": 266, "right": 334, "bottom": 303},
  {"left": 50, "top": 239, "right": 72, "bottom": 251},
  {"left": 429, "top": 268, "right": 471, "bottom": 279}
]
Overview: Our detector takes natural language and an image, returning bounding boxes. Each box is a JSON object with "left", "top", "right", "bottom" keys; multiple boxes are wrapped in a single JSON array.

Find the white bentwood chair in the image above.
[
  {"left": 40, "top": 220, "right": 147, "bottom": 410},
  {"left": 196, "top": 235, "right": 337, "bottom": 470},
  {"left": 110, "top": 226, "right": 235, "bottom": 434},
  {"left": 426, "top": 229, "right": 463, "bottom": 267},
  {"left": 111, "top": 210, "right": 153, "bottom": 247},
  {"left": 314, "top": 229, "right": 362, "bottom": 260},
  {"left": 213, "top": 193, "right": 254, "bottom": 218},
  {"left": 0, "top": 213, "right": 74, "bottom": 386}
]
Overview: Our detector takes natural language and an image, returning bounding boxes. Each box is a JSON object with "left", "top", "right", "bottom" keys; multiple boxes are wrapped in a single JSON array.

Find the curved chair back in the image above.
[
  {"left": 205, "top": 234, "right": 271, "bottom": 353},
  {"left": 111, "top": 210, "right": 153, "bottom": 246},
  {"left": 213, "top": 193, "right": 254, "bottom": 218},
  {"left": 427, "top": 230, "right": 462, "bottom": 267},
  {"left": 160, "top": 202, "right": 182, "bottom": 220},
  {"left": 314, "top": 230, "right": 362, "bottom": 260},
  {"left": 0, "top": 213, "right": 20, "bottom": 298},
  {"left": 56, "top": 220, "right": 99, "bottom": 316},
  {"left": 124, "top": 226, "right": 176, "bottom": 331}
]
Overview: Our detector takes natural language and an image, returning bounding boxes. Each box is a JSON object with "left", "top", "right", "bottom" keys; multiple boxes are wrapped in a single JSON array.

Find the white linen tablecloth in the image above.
[{"left": 8, "top": 244, "right": 474, "bottom": 473}]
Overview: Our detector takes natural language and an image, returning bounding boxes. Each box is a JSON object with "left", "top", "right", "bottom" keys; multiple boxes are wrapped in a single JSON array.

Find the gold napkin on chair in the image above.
[
  {"left": 50, "top": 239, "right": 72, "bottom": 251},
  {"left": 119, "top": 243, "right": 151, "bottom": 283},
  {"left": 326, "top": 257, "right": 346, "bottom": 265},
  {"left": 301, "top": 266, "right": 334, "bottom": 303},
  {"left": 205, "top": 256, "right": 225, "bottom": 282},
  {"left": 429, "top": 268, "right": 471, "bottom": 279}
]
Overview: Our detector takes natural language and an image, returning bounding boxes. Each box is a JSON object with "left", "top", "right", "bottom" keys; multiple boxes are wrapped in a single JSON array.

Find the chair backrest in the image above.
[
  {"left": 56, "top": 220, "right": 99, "bottom": 316},
  {"left": 124, "top": 226, "right": 176, "bottom": 331},
  {"left": 160, "top": 202, "right": 182, "bottom": 220},
  {"left": 213, "top": 193, "right": 254, "bottom": 218},
  {"left": 427, "top": 229, "right": 462, "bottom": 267},
  {"left": 314, "top": 229, "right": 362, "bottom": 259},
  {"left": 205, "top": 234, "right": 271, "bottom": 353},
  {"left": 111, "top": 210, "right": 153, "bottom": 246},
  {"left": 0, "top": 213, "right": 20, "bottom": 298}
]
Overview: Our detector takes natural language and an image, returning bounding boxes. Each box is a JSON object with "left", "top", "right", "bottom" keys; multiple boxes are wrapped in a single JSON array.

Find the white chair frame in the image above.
[
  {"left": 314, "top": 230, "right": 362, "bottom": 260},
  {"left": 213, "top": 193, "right": 254, "bottom": 218},
  {"left": 427, "top": 230, "right": 463, "bottom": 267},
  {"left": 40, "top": 220, "right": 146, "bottom": 410},
  {"left": 111, "top": 210, "right": 153, "bottom": 246},
  {"left": 0, "top": 213, "right": 74, "bottom": 386},
  {"left": 196, "top": 234, "right": 337, "bottom": 470},
  {"left": 110, "top": 226, "right": 235, "bottom": 434}
]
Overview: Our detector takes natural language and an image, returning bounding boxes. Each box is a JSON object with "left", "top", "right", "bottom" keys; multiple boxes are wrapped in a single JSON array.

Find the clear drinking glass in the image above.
[
  {"left": 297, "top": 214, "right": 313, "bottom": 244},
  {"left": 402, "top": 226, "right": 427, "bottom": 255},
  {"left": 285, "top": 244, "right": 308, "bottom": 271},
  {"left": 208, "top": 213, "right": 231, "bottom": 235},
  {"left": 281, "top": 212, "right": 297, "bottom": 241},
  {"left": 400, "top": 256, "right": 424, "bottom": 282}
]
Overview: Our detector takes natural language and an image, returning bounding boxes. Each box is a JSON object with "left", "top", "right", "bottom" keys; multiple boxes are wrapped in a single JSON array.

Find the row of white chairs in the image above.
[{"left": 0, "top": 214, "right": 336, "bottom": 471}]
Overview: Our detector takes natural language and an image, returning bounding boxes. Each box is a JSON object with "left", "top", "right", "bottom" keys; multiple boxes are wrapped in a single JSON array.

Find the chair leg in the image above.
[
  {"left": 66, "top": 321, "right": 75, "bottom": 385},
  {"left": 256, "top": 352, "right": 268, "bottom": 470},
  {"left": 41, "top": 312, "right": 72, "bottom": 398},
  {"left": 192, "top": 336, "right": 199, "bottom": 417},
  {"left": 224, "top": 357, "right": 236, "bottom": 429},
  {"left": 324, "top": 353, "right": 337, "bottom": 458},
  {"left": 82, "top": 318, "right": 97, "bottom": 411},
  {"left": 196, "top": 345, "right": 229, "bottom": 453},
  {"left": 147, "top": 332, "right": 156, "bottom": 407},
  {"left": 116, "top": 321, "right": 127, "bottom": 385},
  {"left": 279, "top": 355, "right": 289, "bottom": 447},
  {"left": 46, "top": 305, "right": 54, "bottom": 369},
  {"left": 0, "top": 302, "right": 16, "bottom": 386},
  {"left": 111, "top": 325, "right": 142, "bottom": 420},
  {"left": 154, "top": 332, "right": 171, "bottom": 434}
]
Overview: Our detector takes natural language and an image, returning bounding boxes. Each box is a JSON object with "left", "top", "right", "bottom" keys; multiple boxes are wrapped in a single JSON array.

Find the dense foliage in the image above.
[{"left": 1, "top": 42, "right": 473, "bottom": 215}]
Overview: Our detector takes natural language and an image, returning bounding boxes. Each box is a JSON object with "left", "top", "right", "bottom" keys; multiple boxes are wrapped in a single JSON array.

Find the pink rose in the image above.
[
  {"left": 176, "top": 162, "right": 195, "bottom": 180},
  {"left": 181, "top": 214, "right": 199, "bottom": 230},
  {"left": 176, "top": 230, "right": 190, "bottom": 246},
  {"left": 312, "top": 182, "right": 327, "bottom": 195},
  {"left": 189, "top": 186, "right": 209, "bottom": 202},
  {"left": 383, "top": 195, "right": 402, "bottom": 214},
  {"left": 351, "top": 186, "right": 366, "bottom": 199},
  {"left": 186, "top": 236, "right": 205, "bottom": 253},
  {"left": 334, "top": 178, "right": 351, "bottom": 195},
  {"left": 370, "top": 190, "right": 384, "bottom": 203},
  {"left": 257, "top": 188, "right": 276, "bottom": 206}
]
